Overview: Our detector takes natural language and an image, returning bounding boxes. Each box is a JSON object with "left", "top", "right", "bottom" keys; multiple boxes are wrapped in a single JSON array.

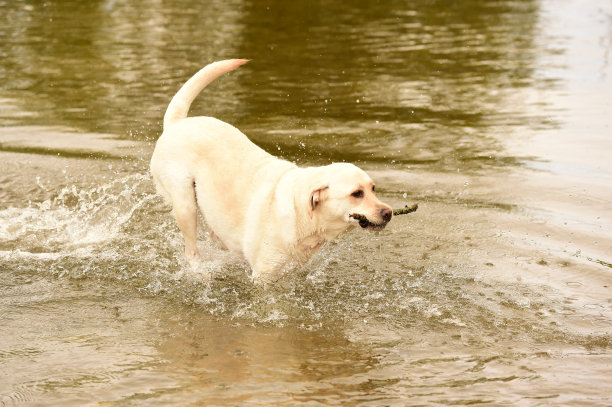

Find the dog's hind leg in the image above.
[
  {"left": 161, "top": 177, "right": 200, "bottom": 265},
  {"left": 151, "top": 151, "right": 202, "bottom": 265}
]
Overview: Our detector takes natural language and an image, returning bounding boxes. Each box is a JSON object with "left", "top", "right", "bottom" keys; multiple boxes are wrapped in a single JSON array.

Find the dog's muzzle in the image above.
[{"left": 350, "top": 208, "right": 392, "bottom": 230}]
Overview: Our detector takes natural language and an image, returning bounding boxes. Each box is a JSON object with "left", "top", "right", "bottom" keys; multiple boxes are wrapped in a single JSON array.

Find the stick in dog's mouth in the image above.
[
  {"left": 349, "top": 213, "right": 388, "bottom": 229},
  {"left": 349, "top": 204, "right": 419, "bottom": 230}
]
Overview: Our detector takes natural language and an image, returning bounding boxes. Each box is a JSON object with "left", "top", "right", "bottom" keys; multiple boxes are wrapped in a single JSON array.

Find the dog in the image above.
[{"left": 150, "top": 59, "right": 393, "bottom": 283}]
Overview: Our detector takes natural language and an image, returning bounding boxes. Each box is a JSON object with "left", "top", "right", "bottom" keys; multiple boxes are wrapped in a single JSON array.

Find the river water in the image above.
[{"left": 1, "top": 0, "right": 611, "bottom": 405}]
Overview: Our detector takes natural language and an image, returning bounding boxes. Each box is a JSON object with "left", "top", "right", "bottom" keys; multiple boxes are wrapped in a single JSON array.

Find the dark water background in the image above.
[{"left": 1, "top": 0, "right": 611, "bottom": 405}]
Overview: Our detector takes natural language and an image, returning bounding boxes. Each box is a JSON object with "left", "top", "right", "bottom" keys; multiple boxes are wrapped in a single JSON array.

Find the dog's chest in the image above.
[{"left": 297, "top": 234, "right": 326, "bottom": 257}]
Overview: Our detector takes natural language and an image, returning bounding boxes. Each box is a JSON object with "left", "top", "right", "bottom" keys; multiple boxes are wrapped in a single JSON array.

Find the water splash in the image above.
[{"left": 1, "top": 174, "right": 154, "bottom": 251}]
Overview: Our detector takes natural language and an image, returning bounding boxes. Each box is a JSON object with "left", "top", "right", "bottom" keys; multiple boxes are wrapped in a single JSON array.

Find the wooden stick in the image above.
[
  {"left": 350, "top": 203, "right": 418, "bottom": 222},
  {"left": 392, "top": 203, "right": 418, "bottom": 216}
]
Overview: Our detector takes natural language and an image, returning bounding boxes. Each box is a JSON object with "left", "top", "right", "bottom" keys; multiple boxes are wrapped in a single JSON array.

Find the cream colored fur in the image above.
[{"left": 150, "top": 59, "right": 392, "bottom": 283}]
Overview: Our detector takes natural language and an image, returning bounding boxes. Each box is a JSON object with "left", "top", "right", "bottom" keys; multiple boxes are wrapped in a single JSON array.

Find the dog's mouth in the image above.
[{"left": 349, "top": 214, "right": 388, "bottom": 230}]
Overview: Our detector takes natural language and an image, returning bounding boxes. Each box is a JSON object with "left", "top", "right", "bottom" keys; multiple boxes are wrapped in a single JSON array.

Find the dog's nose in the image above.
[{"left": 380, "top": 208, "right": 392, "bottom": 222}]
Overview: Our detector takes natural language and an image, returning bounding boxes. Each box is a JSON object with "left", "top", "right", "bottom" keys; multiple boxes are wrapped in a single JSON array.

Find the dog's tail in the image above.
[{"left": 163, "top": 59, "right": 249, "bottom": 129}]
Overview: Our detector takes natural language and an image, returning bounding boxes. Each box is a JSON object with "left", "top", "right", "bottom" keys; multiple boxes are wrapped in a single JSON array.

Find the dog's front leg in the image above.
[{"left": 249, "top": 247, "right": 289, "bottom": 286}]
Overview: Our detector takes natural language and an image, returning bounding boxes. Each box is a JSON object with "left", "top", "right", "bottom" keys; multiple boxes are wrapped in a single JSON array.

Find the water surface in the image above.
[{"left": 1, "top": 0, "right": 611, "bottom": 405}]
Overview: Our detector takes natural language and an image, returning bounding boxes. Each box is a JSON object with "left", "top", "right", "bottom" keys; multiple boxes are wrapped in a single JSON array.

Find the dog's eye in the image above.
[
  {"left": 351, "top": 190, "right": 364, "bottom": 198},
  {"left": 372, "top": 185, "right": 376, "bottom": 192}
]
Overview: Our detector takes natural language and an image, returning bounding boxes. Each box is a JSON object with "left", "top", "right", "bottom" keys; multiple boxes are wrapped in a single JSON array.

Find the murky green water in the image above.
[{"left": 1, "top": 0, "right": 611, "bottom": 405}]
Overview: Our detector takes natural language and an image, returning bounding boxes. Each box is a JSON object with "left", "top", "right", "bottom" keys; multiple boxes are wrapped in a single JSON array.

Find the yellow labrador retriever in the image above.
[{"left": 151, "top": 59, "right": 392, "bottom": 283}]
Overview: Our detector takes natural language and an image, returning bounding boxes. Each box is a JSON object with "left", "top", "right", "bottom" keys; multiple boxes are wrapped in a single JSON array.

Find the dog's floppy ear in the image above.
[{"left": 308, "top": 186, "right": 328, "bottom": 219}]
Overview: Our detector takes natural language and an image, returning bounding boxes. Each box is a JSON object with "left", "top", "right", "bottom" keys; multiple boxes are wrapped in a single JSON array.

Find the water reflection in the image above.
[
  {"left": 1, "top": 0, "right": 244, "bottom": 136},
  {"left": 1, "top": 0, "right": 549, "bottom": 171},
  {"left": 233, "top": 0, "right": 545, "bottom": 169},
  {"left": 155, "top": 311, "right": 378, "bottom": 404}
]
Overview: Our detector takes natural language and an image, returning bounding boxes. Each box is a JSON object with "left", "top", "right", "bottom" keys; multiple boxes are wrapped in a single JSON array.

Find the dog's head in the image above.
[{"left": 308, "top": 163, "right": 392, "bottom": 232}]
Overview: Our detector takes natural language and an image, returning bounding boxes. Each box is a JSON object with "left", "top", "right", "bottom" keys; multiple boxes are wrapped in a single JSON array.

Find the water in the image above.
[{"left": 1, "top": 0, "right": 611, "bottom": 405}]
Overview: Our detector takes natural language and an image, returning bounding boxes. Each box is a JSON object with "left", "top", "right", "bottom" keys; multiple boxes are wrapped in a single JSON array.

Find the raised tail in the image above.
[{"left": 163, "top": 59, "right": 249, "bottom": 129}]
